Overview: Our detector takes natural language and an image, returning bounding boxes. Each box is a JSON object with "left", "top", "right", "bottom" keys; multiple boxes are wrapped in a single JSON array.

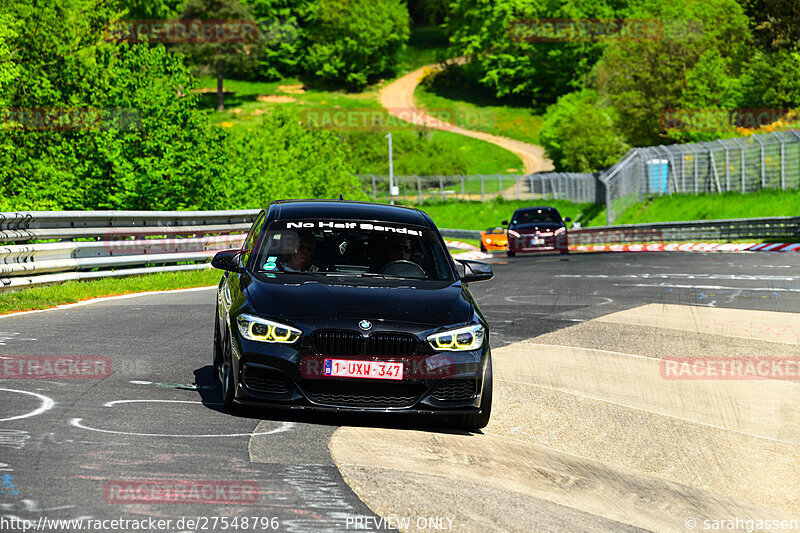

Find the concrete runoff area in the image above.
[{"left": 330, "top": 303, "right": 800, "bottom": 531}]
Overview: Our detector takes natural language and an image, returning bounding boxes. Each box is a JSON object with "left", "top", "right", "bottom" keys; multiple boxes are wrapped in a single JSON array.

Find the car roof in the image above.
[
  {"left": 514, "top": 206, "right": 559, "bottom": 213},
  {"left": 268, "top": 199, "right": 432, "bottom": 227}
]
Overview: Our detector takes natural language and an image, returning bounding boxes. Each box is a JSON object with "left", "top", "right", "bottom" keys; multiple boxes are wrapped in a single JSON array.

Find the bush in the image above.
[{"left": 539, "top": 90, "right": 629, "bottom": 172}]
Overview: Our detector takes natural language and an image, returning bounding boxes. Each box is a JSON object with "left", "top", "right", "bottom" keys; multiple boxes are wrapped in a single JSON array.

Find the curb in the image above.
[{"left": 571, "top": 243, "right": 800, "bottom": 253}]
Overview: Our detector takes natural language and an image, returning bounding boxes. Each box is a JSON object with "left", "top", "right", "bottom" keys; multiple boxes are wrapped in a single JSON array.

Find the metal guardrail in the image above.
[
  {"left": 442, "top": 216, "right": 800, "bottom": 246},
  {"left": 2, "top": 210, "right": 797, "bottom": 292},
  {"left": 569, "top": 216, "right": 800, "bottom": 245},
  {"left": 0, "top": 210, "right": 260, "bottom": 292}
]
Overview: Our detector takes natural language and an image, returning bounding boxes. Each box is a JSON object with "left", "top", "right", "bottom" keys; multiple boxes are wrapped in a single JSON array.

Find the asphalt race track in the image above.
[{"left": 1, "top": 252, "right": 799, "bottom": 532}]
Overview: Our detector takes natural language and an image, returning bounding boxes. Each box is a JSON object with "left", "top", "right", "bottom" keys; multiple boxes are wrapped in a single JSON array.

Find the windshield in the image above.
[
  {"left": 510, "top": 208, "right": 563, "bottom": 228},
  {"left": 253, "top": 220, "right": 455, "bottom": 281}
]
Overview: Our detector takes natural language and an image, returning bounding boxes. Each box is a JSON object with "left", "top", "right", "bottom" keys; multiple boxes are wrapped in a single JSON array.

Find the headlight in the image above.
[
  {"left": 236, "top": 314, "right": 301, "bottom": 344},
  {"left": 427, "top": 324, "right": 484, "bottom": 351}
]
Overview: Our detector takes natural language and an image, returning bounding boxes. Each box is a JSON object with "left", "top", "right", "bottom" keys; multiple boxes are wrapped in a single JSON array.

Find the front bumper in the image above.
[{"left": 228, "top": 332, "right": 490, "bottom": 414}]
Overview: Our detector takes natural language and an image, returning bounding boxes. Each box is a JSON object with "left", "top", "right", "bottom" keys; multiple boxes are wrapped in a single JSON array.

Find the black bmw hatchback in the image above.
[{"left": 211, "top": 200, "right": 494, "bottom": 430}]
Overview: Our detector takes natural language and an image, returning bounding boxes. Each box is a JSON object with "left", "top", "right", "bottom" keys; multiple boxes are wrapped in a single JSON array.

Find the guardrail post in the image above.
[
  {"left": 415, "top": 175, "right": 422, "bottom": 205},
  {"left": 731, "top": 137, "right": 746, "bottom": 192},
  {"left": 753, "top": 134, "right": 766, "bottom": 189}
]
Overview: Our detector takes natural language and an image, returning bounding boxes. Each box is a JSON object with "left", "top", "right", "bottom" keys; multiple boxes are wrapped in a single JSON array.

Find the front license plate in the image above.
[
  {"left": 324, "top": 359, "right": 403, "bottom": 380},
  {"left": 531, "top": 237, "right": 544, "bottom": 245}
]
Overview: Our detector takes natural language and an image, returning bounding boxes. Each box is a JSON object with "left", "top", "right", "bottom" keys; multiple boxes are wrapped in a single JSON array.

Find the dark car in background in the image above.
[
  {"left": 503, "top": 206, "right": 570, "bottom": 256},
  {"left": 211, "top": 200, "right": 494, "bottom": 430}
]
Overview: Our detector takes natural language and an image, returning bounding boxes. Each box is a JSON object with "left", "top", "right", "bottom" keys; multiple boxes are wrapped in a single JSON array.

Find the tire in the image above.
[
  {"left": 559, "top": 248, "right": 569, "bottom": 255},
  {"left": 212, "top": 314, "right": 223, "bottom": 382},
  {"left": 480, "top": 243, "right": 487, "bottom": 253},
  {"left": 506, "top": 251, "right": 516, "bottom": 257},
  {"left": 453, "top": 356, "right": 492, "bottom": 431},
  {"left": 220, "top": 334, "right": 238, "bottom": 412}
]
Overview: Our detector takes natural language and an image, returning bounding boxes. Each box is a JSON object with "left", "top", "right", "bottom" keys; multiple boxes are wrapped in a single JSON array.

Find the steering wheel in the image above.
[{"left": 379, "top": 260, "right": 426, "bottom": 279}]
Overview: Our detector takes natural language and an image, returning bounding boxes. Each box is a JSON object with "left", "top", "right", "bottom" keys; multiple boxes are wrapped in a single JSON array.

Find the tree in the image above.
[
  {"left": 303, "top": 0, "right": 410, "bottom": 89},
  {"left": 177, "top": 0, "right": 262, "bottom": 111},
  {"left": 445, "top": 0, "right": 638, "bottom": 106},
  {"left": 596, "top": 0, "right": 751, "bottom": 145}
]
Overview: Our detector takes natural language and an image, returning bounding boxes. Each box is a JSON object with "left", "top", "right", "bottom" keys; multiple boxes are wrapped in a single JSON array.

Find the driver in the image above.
[
  {"left": 283, "top": 231, "right": 318, "bottom": 272},
  {"left": 385, "top": 235, "right": 413, "bottom": 262}
]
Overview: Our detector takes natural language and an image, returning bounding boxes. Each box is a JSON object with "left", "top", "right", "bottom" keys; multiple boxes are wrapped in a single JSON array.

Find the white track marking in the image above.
[
  {"left": 0, "top": 286, "right": 217, "bottom": 320},
  {"left": 69, "top": 399, "right": 295, "bottom": 437},
  {"left": 0, "top": 389, "right": 55, "bottom": 422}
]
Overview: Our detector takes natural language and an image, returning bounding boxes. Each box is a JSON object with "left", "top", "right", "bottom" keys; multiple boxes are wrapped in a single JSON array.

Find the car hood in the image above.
[{"left": 245, "top": 274, "right": 473, "bottom": 327}]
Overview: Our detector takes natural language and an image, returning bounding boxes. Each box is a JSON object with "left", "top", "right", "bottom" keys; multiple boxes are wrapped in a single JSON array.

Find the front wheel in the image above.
[
  {"left": 452, "top": 356, "right": 492, "bottom": 431},
  {"left": 506, "top": 251, "right": 516, "bottom": 257},
  {"left": 559, "top": 248, "right": 569, "bottom": 255},
  {"left": 219, "top": 336, "right": 238, "bottom": 412}
]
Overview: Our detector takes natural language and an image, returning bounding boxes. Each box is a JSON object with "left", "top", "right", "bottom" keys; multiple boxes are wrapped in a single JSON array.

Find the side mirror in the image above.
[
  {"left": 456, "top": 259, "right": 493, "bottom": 283},
  {"left": 211, "top": 249, "right": 246, "bottom": 273},
  {"left": 501, "top": 220, "right": 508, "bottom": 226},
  {"left": 564, "top": 217, "right": 572, "bottom": 222}
]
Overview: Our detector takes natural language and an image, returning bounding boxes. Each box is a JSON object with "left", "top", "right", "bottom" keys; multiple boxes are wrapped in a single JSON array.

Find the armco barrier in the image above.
[
  {"left": 2, "top": 211, "right": 798, "bottom": 292},
  {"left": 0, "top": 210, "right": 260, "bottom": 292}
]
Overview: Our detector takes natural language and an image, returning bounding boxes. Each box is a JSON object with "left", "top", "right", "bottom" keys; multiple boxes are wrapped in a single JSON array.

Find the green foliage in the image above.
[
  {"left": 244, "top": 0, "right": 312, "bottom": 79},
  {"left": 739, "top": 49, "right": 800, "bottom": 108},
  {"left": 445, "top": 0, "right": 637, "bottom": 106},
  {"left": 0, "top": 15, "right": 19, "bottom": 98},
  {"left": 223, "top": 110, "right": 367, "bottom": 206},
  {"left": 596, "top": 0, "right": 751, "bottom": 145},
  {"left": 304, "top": 0, "right": 410, "bottom": 89},
  {"left": 539, "top": 90, "right": 628, "bottom": 172},
  {"left": 0, "top": 0, "right": 361, "bottom": 212}
]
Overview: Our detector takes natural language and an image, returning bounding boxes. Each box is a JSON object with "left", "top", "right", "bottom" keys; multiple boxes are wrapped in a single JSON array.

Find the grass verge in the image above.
[
  {"left": 0, "top": 268, "right": 222, "bottom": 316},
  {"left": 586, "top": 189, "right": 800, "bottom": 227},
  {"left": 415, "top": 64, "right": 544, "bottom": 145}
]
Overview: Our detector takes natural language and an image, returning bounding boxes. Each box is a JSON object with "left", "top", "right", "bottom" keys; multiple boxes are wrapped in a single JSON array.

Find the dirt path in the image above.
[{"left": 379, "top": 61, "right": 554, "bottom": 174}]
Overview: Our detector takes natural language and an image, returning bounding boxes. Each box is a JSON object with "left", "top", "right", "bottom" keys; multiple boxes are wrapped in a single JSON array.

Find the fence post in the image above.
[
  {"left": 480, "top": 175, "right": 485, "bottom": 202},
  {"left": 460, "top": 175, "right": 465, "bottom": 200},
  {"left": 753, "top": 134, "right": 766, "bottom": 189},
  {"left": 718, "top": 140, "right": 730, "bottom": 191},
  {"left": 371, "top": 174, "right": 377, "bottom": 201},
  {"left": 685, "top": 144, "right": 699, "bottom": 193},
  {"left": 515, "top": 176, "right": 520, "bottom": 199},
  {"left": 707, "top": 146, "right": 721, "bottom": 193},
  {"left": 731, "top": 137, "right": 746, "bottom": 192},
  {"left": 415, "top": 175, "right": 422, "bottom": 205},
  {"left": 498, "top": 175, "right": 503, "bottom": 200},
  {"left": 772, "top": 131, "right": 785, "bottom": 190},
  {"left": 528, "top": 175, "right": 533, "bottom": 200},
  {"left": 438, "top": 175, "right": 444, "bottom": 202}
]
